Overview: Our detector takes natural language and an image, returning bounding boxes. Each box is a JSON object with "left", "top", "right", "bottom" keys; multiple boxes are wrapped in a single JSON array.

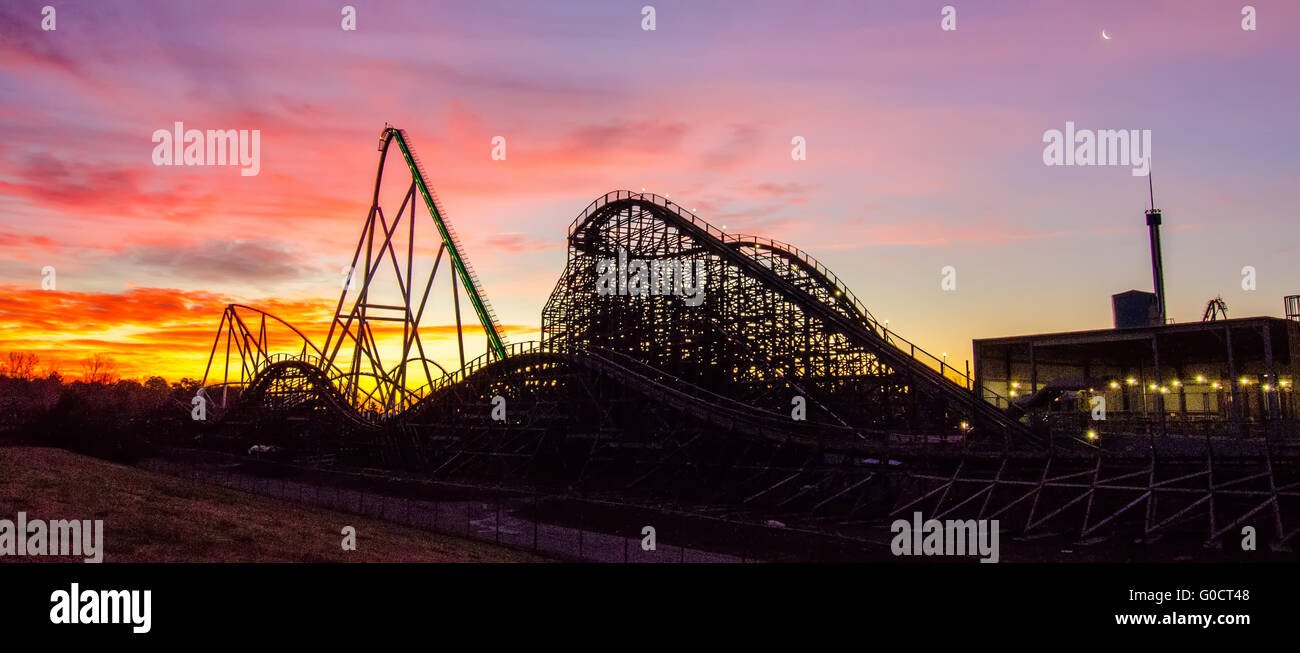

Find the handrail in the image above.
[{"left": 407, "top": 340, "right": 554, "bottom": 404}]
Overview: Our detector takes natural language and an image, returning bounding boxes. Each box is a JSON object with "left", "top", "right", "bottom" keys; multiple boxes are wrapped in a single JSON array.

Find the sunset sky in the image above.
[{"left": 1, "top": 0, "right": 1298, "bottom": 382}]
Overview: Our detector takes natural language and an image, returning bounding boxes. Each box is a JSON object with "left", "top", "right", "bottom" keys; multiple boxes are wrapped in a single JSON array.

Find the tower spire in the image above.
[{"left": 1145, "top": 164, "right": 1166, "bottom": 325}]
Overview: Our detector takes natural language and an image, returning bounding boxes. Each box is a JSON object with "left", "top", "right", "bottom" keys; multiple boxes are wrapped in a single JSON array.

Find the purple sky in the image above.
[{"left": 1, "top": 0, "right": 1297, "bottom": 378}]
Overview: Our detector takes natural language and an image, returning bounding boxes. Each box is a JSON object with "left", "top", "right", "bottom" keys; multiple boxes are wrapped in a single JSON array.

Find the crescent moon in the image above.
[{"left": 1102, "top": 30, "right": 1111, "bottom": 40}]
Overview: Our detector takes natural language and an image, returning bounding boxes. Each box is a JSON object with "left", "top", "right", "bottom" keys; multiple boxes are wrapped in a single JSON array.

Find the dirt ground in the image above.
[{"left": 0, "top": 447, "right": 550, "bottom": 562}]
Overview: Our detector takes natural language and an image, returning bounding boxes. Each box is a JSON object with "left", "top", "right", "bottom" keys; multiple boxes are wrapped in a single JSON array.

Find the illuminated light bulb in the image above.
[
  {"left": 1109, "top": 381, "right": 1119, "bottom": 389},
  {"left": 1240, "top": 378, "right": 1250, "bottom": 385},
  {"left": 1127, "top": 378, "right": 1136, "bottom": 385},
  {"left": 1087, "top": 430, "right": 1098, "bottom": 440},
  {"left": 1012, "top": 382, "right": 1020, "bottom": 389},
  {"left": 1149, "top": 383, "right": 1158, "bottom": 390},
  {"left": 1196, "top": 375, "right": 1206, "bottom": 383},
  {"left": 1212, "top": 382, "right": 1221, "bottom": 389},
  {"left": 1172, "top": 380, "right": 1181, "bottom": 387}
]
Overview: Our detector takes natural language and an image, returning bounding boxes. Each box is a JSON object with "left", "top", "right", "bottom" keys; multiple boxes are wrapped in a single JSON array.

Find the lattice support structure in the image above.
[
  {"left": 201, "top": 126, "right": 507, "bottom": 421},
  {"left": 541, "top": 191, "right": 1045, "bottom": 448},
  {"left": 890, "top": 447, "right": 1299, "bottom": 549},
  {"left": 195, "top": 175, "right": 1300, "bottom": 547}
]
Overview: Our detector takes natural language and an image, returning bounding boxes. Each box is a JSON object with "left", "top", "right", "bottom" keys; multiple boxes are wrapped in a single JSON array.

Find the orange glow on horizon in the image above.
[{"left": 0, "top": 284, "right": 537, "bottom": 384}]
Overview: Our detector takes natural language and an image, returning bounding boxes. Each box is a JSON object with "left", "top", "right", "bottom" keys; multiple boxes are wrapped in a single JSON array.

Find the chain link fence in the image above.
[{"left": 139, "top": 458, "right": 753, "bottom": 563}]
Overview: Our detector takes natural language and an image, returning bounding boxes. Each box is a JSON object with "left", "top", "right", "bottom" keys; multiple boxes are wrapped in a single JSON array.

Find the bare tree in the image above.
[
  {"left": 80, "top": 354, "right": 118, "bottom": 384},
  {"left": 4, "top": 351, "right": 39, "bottom": 380}
]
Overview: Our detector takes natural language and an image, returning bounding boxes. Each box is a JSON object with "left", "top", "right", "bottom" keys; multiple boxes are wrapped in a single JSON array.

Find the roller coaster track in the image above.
[
  {"left": 218, "top": 332, "right": 878, "bottom": 454},
  {"left": 554, "top": 190, "right": 1054, "bottom": 449},
  {"left": 403, "top": 341, "right": 868, "bottom": 448},
  {"left": 242, "top": 357, "right": 380, "bottom": 430},
  {"left": 382, "top": 127, "right": 506, "bottom": 358},
  {"left": 198, "top": 304, "right": 340, "bottom": 412},
  {"left": 203, "top": 126, "right": 507, "bottom": 416},
  {"left": 205, "top": 175, "right": 1053, "bottom": 452},
  {"left": 191, "top": 151, "right": 1295, "bottom": 545}
]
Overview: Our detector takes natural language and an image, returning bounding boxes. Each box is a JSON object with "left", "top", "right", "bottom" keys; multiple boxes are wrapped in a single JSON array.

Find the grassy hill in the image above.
[{"left": 0, "top": 446, "right": 547, "bottom": 562}]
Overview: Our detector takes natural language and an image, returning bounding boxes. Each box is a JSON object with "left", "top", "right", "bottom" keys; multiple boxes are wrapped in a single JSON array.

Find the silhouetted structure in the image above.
[
  {"left": 974, "top": 316, "right": 1298, "bottom": 437},
  {"left": 193, "top": 127, "right": 1299, "bottom": 548}
]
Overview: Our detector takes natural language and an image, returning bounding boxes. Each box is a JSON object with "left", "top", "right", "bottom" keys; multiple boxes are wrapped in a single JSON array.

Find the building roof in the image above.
[
  {"left": 973, "top": 316, "right": 1295, "bottom": 366},
  {"left": 974, "top": 315, "right": 1289, "bottom": 346}
]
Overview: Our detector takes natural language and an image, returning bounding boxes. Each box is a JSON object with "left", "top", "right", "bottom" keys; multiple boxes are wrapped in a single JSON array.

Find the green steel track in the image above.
[{"left": 379, "top": 127, "right": 506, "bottom": 359}]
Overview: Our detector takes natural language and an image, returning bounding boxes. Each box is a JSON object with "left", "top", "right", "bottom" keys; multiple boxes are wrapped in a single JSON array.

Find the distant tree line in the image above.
[{"left": 1, "top": 351, "right": 199, "bottom": 462}]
